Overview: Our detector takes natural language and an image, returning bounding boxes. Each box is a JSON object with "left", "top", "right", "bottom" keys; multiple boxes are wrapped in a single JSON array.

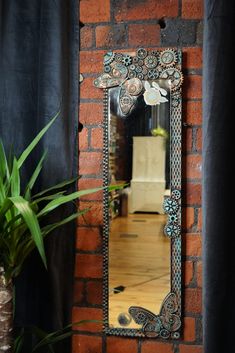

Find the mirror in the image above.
[{"left": 94, "top": 48, "right": 183, "bottom": 339}]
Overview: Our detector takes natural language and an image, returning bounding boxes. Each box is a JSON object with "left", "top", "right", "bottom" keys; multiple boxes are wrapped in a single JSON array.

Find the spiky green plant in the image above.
[
  {"left": 13, "top": 321, "right": 103, "bottom": 353},
  {"left": 0, "top": 113, "right": 112, "bottom": 353},
  {"left": 0, "top": 113, "right": 102, "bottom": 283}
]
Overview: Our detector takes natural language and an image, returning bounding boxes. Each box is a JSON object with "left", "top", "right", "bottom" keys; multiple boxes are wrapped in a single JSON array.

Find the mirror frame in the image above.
[{"left": 94, "top": 48, "right": 183, "bottom": 339}]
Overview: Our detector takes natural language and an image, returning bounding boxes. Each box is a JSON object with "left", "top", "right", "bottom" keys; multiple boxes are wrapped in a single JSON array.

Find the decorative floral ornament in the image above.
[{"left": 143, "top": 81, "right": 168, "bottom": 106}]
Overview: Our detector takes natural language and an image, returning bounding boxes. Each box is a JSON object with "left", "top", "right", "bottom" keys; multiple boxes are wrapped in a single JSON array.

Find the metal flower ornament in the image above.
[{"left": 143, "top": 81, "right": 168, "bottom": 106}]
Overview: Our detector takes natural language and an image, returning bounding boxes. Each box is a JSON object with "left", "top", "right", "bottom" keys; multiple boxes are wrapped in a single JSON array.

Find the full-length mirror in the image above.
[{"left": 94, "top": 48, "right": 183, "bottom": 339}]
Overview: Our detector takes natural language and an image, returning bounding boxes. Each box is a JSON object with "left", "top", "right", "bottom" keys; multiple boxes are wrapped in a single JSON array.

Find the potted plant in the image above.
[{"left": 0, "top": 113, "right": 108, "bottom": 352}]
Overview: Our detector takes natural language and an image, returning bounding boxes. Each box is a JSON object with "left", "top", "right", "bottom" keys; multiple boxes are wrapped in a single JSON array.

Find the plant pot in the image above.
[{"left": 0, "top": 267, "right": 13, "bottom": 353}]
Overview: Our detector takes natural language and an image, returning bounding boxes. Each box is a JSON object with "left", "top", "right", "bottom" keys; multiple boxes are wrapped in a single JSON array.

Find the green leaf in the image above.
[
  {"left": 17, "top": 111, "right": 60, "bottom": 168},
  {"left": 38, "top": 187, "right": 104, "bottom": 216},
  {"left": 31, "top": 191, "right": 66, "bottom": 205},
  {"left": 1, "top": 213, "right": 26, "bottom": 235},
  {"left": 32, "top": 177, "right": 79, "bottom": 198},
  {"left": 41, "top": 209, "right": 89, "bottom": 236},
  {"left": 11, "top": 210, "right": 89, "bottom": 279},
  {"left": 33, "top": 332, "right": 72, "bottom": 350},
  {"left": 31, "top": 320, "right": 102, "bottom": 352},
  {"left": 0, "top": 198, "right": 13, "bottom": 223},
  {"left": 14, "top": 328, "right": 25, "bottom": 353},
  {"left": 24, "top": 150, "right": 47, "bottom": 200},
  {"left": 7, "top": 145, "right": 14, "bottom": 174},
  {"left": 0, "top": 139, "right": 10, "bottom": 180},
  {"left": 108, "top": 183, "right": 128, "bottom": 191},
  {"left": 10, "top": 158, "right": 20, "bottom": 197},
  {"left": 9, "top": 196, "right": 47, "bottom": 268},
  {"left": 0, "top": 176, "right": 6, "bottom": 205}
]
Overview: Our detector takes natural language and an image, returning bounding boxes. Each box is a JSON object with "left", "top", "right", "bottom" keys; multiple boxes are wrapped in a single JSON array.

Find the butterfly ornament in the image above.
[{"left": 128, "top": 292, "right": 181, "bottom": 339}]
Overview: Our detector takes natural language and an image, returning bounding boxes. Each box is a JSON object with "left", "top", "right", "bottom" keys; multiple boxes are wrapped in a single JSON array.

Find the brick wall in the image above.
[{"left": 73, "top": 0, "right": 203, "bottom": 352}]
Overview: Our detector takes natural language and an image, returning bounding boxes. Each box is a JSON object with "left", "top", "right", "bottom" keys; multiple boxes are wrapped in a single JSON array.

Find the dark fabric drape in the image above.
[
  {"left": 0, "top": 1, "right": 78, "bottom": 352},
  {"left": 203, "top": 1, "right": 234, "bottom": 352}
]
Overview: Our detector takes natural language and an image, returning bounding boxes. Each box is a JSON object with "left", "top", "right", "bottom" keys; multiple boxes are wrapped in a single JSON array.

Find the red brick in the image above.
[
  {"left": 74, "top": 280, "right": 85, "bottom": 304},
  {"left": 183, "top": 317, "right": 196, "bottom": 342},
  {"left": 87, "top": 280, "right": 103, "bottom": 305},
  {"left": 182, "top": 0, "right": 204, "bottom": 19},
  {"left": 197, "top": 261, "right": 202, "bottom": 287},
  {"left": 197, "top": 207, "right": 202, "bottom": 231},
  {"left": 114, "top": 48, "right": 142, "bottom": 55},
  {"left": 196, "top": 128, "right": 202, "bottom": 152},
  {"left": 91, "top": 128, "right": 103, "bottom": 149},
  {"left": 72, "top": 335, "right": 102, "bottom": 353},
  {"left": 76, "top": 227, "right": 102, "bottom": 251},
  {"left": 183, "top": 155, "right": 202, "bottom": 180},
  {"left": 183, "top": 127, "right": 193, "bottom": 153},
  {"left": 184, "top": 288, "right": 202, "bottom": 314},
  {"left": 78, "top": 201, "right": 103, "bottom": 225},
  {"left": 182, "top": 207, "right": 195, "bottom": 231},
  {"left": 184, "top": 260, "right": 194, "bottom": 286},
  {"left": 141, "top": 341, "right": 173, "bottom": 353},
  {"left": 106, "top": 337, "right": 138, "bottom": 353},
  {"left": 179, "top": 345, "right": 203, "bottom": 353},
  {"left": 75, "top": 254, "right": 103, "bottom": 278},
  {"left": 183, "top": 234, "right": 202, "bottom": 257},
  {"left": 183, "top": 101, "right": 202, "bottom": 125},
  {"left": 80, "top": 51, "right": 106, "bottom": 74},
  {"left": 79, "top": 127, "right": 88, "bottom": 151},
  {"left": 184, "top": 183, "right": 202, "bottom": 205},
  {"left": 79, "top": 152, "right": 103, "bottom": 175},
  {"left": 80, "top": 0, "right": 110, "bottom": 23},
  {"left": 80, "top": 103, "right": 103, "bottom": 125},
  {"left": 72, "top": 307, "right": 103, "bottom": 332},
  {"left": 183, "top": 75, "right": 202, "bottom": 99},
  {"left": 96, "top": 24, "right": 127, "bottom": 48},
  {"left": 80, "top": 77, "right": 103, "bottom": 100},
  {"left": 183, "top": 47, "right": 203, "bottom": 69},
  {"left": 114, "top": 0, "right": 178, "bottom": 21},
  {"left": 128, "top": 24, "right": 160, "bottom": 47},
  {"left": 80, "top": 26, "right": 93, "bottom": 49},
  {"left": 78, "top": 179, "right": 103, "bottom": 201}
]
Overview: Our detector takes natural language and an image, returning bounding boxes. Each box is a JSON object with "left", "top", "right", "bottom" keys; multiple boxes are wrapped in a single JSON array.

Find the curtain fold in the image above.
[
  {"left": 203, "top": 1, "right": 234, "bottom": 352},
  {"left": 0, "top": 1, "right": 79, "bottom": 352}
]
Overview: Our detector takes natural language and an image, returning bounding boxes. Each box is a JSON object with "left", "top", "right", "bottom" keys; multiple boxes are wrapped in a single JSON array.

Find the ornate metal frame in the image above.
[{"left": 94, "top": 48, "right": 183, "bottom": 339}]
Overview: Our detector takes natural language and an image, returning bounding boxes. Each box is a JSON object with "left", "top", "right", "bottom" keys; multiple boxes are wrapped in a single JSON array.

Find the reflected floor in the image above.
[{"left": 109, "top": 213, "right": 170, "bottom": 329}]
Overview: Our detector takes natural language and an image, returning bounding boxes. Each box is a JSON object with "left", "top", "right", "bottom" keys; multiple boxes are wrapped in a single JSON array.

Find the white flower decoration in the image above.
[{"left": 143, "top": 81, "right": 168, "bottom": 106}]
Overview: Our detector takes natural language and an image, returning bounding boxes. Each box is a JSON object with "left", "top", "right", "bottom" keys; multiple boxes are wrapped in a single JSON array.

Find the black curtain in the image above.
[
  {"left": 203, "top": 1, "right": 234, "bottom": 352},
  {"left": 0, "top": 1, "right": 78, "bottom": 352}
]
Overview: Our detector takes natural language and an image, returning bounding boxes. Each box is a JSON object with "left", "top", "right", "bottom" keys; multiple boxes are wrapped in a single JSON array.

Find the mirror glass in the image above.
[
  {"left": 94, "top": 48, "right": 183, "bottom": 339},
  {"left": 108, "top": 81, "right": 171, "bottom": 329}
]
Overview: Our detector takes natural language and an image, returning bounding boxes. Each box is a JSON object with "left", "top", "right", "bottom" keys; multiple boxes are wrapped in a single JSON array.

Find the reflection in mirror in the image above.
[
  {"left": 108, "top": 81, "right": 171, "bottom": 329},
  {"left": 94, "top": 48, "right": 183, "bottom": 339}
]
